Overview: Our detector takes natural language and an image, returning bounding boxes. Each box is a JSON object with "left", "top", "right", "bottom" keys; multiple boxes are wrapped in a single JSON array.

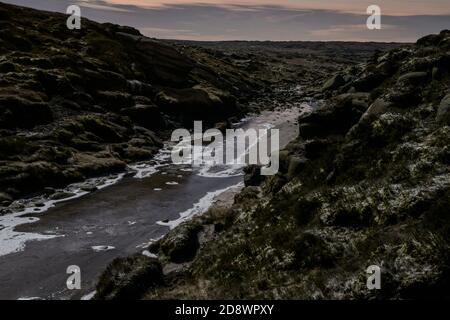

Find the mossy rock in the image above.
[
  {"left": 0, "top": 95, "right": 52, "bottom": 129},
  {"left": 120, "top": 104, "right": 166, "bottom": 129},
  {"left": 95, "top": 255, "right": 163, "bottom": 300},
  {"left": 73, "top": 153, "right": 126, "bottom": 176},
  {"left": 437, "top": 94, "right": 450, "bottom": 125},
  {"left": 397, "top": 71, "right": 429, "bottom": 85},
  {"left": 243, "top": 165, "right": 265, "bottom": 187},
  {"left": 322, "top": 74, "right": 345, "bottom": 92},
  {"left": 0, "top": 136, "right": 35, "bottom": 159},
  {"left": 78, "top": 115, "right": 126, "bottom": 143},
  {"left": 95, "top": 91, "right": 133, "bottom": 111},
  {"left": 157, "top": 223, "right": 203, "bottom": 263}
]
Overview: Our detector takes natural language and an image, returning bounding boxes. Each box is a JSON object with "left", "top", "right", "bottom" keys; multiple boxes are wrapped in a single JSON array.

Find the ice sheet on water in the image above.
[
  {"left": 91, "top": 245, "right": 115, "bottom": 252},
  {"left": 0, "top": 174, "right": 125, "bottom": 257},
  {"left": 157, "top": 182, "right": 244, "bottom": 229},
  {"left": 81, "top": 291, "right": 96, "bottom": 300},
  {"left": 142, "top": 250, "right": 158, "bottom": 258}
]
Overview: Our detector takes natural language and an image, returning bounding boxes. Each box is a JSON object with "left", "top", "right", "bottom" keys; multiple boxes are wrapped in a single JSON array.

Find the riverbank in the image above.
[
  {"left": 91, "top": 100, "right": 311, "bottom": 300},
  {"left": 0, "top": 102, "right": 304, "bottom": 300}
]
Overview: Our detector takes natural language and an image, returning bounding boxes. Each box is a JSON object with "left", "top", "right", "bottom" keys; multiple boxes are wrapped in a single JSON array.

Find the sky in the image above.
[{"left": 3, "top": 0, "right": 450, "bottom": 41}]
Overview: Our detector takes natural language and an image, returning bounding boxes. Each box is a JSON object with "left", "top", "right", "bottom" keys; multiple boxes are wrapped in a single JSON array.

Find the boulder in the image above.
[
  {"left": 0, "top": 135, "right": 34, "bottom": 159},
  {"left": 361, "top": 98, "right": 391, "bottom": 122},
  {"left": 133, "top": 126, "right": 163, "bottom": 147},
  {"left": 50, "top": 54, "right": 77, "bottom": 69},
  {"left": 0, "top": 95, "right": 52, "bottom": 129},
  {"left": 126, "top": 80, "right": 154, "bottom": 96},
  {"left": 80, "top": 185, "right": 98, "bottom": 192},
  {"left": 417, "top": 34, "right": 442, "bottom": 47},
  {"left": 375, "top": 60, "right": 397, "bottom": 76},
  {"left": 397, "top": 72, "right": 428, "bottom": 85},
  {"left": 352, "top": 72, "right": 387, "bottom": 92},
  {"left": 0, "top": 192, "right": 12, "bottom": 205},
  {"left": 30, "top": 146, "right": 72, "bottom": 164},
  {"left": 0, "top": 161, "right": 67, "bottom": 197},
  {"left": 72, "top": 153, "right": 126, "bottom": 176},
  {"left": 68, "top": 92, "right": 95, "bottom": 110},
  {"left": 416, "top": 30, "right": 450, "bottom": 48},
  {"left": 244, "top": 165, "right": 264, "bottom": 187},
  {"left": 120, "top": 104, "right": 165, "bottom": 129},
  {"left": 322, "top": 74, "right": 345, "bottom": 92},
  {"left": 102, "top": 23, "right": 143, "bottom": 37},
  {"left": 121, "top": 146, "right": 154, "bottom": 161},
  {"left": 436, "top": 94, "right": 450, "bottom": 125},
  {"left": 80, "top": 67, "right": 126, "bottom": 91},
  {"left": 78, "top": 115, "right": 126, "bottom": 143},
  {"left": 96, "top": 91, "right": 133, "bottom": 111},
  {"left": 298, "top": 93, "right": 368, "bottom": 139},
  {"left": 81, "top": 69, "right": 108, "bottom": 90},
  {"left": 95, "top": 255, "right": 163, "bottom": 300},
  {"left": 34, "top": 70, "right": 71, "bottom": 95},
  {"left": 157, "top": 223, "right": 202, "bottom": 263},
  {"left": 70, "top": 138, "right": 103, "bottom": 152},
  {"left": 388, "top": 87, "right": 422, "bottom": 107},
  {"left": 98, "top": 70, "right": 127, "bottom": 89},
  {"left": 370, "top": 112, "right": 415, "bottom": 144},
  {"left": 155, "top": 86, "right": 236, "bottom": 125},
  {"left": 287, "top": 156, "right": 307, "bottom": 180}
]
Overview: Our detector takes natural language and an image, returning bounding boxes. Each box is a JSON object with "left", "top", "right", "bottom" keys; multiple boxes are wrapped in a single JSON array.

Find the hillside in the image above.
[
  {"left": 0, "top": 2, "right": 260, "bottom": 202},
  {"left": 95, "top": 30, "right": 450, "bottom": 299}
]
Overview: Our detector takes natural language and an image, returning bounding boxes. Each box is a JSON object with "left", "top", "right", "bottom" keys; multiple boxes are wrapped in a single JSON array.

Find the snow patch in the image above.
[
  {"left": 81, "top": 291, "right": 96, "bottom": 300},
  {"left": 91, "top": 245, "right": 115, "bottom": 252},
  {"left": 142, "top": 250, "right": 158, "bottom": 258}
]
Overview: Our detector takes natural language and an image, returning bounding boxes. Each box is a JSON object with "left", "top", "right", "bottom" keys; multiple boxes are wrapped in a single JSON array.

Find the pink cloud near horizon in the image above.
[
  {"left": 100, "top": 0, "right": 450, "bottom": 15},
  {"left": 2, "top": 0, "right": 450, "bottom": 41}
]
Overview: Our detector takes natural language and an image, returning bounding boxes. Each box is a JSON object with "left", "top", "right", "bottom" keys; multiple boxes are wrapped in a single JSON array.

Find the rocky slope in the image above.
[
  {"left": 171, "top": 40, "right": 401, "bottom": 101},
  {"left": 0, "top": 2, "right": 397, "bottom": 209},
  {"left": 95, "top": 30, "right": 450, "bottom": 299},
  {"left": 0, "top": 2, "right": 261, "bottom": 204}
]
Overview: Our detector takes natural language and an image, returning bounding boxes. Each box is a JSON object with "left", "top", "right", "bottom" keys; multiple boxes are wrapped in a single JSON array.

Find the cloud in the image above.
[
  {"left": 2, "top": 0, "right": 450, "bottom": 41},
  {"left": 78, "top": 0, "right": 132, "bottom": 12},
  {"left": 86, "top": 1, "right": 450, "bottom": 16}
]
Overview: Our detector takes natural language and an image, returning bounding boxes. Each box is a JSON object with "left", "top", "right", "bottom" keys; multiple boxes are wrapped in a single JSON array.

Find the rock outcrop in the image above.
[{"left": 95, "top": 255, "right": 164, "bottom": 300}]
